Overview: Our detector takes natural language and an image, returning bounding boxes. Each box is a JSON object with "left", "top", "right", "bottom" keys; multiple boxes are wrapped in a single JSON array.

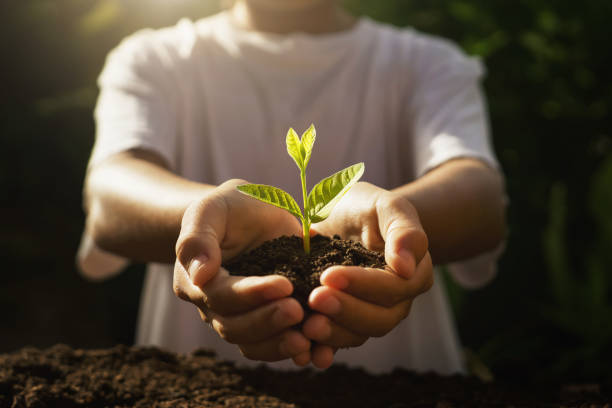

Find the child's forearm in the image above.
[
  {"left": 393, "top": 158, "right": 506, "bottom": 265},
  {"left": 84, "top": 149, "right": 215, "bottom": 263}
]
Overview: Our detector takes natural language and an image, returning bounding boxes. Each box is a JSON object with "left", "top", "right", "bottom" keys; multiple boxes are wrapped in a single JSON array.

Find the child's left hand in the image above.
[{"left": 302, "top": 182, "right": 433, "bottom": 368}]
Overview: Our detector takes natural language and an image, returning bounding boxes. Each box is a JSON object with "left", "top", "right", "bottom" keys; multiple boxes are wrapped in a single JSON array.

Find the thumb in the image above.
[
  {"left": 377, "top": 196, "right": 428, "bottom": 279},
  {"left": 176, "top": 226, "right": 222, "bottom": 288},
  {"left": 175, "top": 198, "right": 226, "bottom": 288}
]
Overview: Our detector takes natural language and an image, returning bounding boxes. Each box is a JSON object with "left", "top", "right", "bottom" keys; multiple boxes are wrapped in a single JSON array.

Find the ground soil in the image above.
[
  {"left": 1, "top": 344, "right": 610, "bottom": 408},
  {"left": 223, "top": 235, "right": 386, "bottom": 310},
  {"left": 4, "top": 238, "right": 607, "bottom": 407}
]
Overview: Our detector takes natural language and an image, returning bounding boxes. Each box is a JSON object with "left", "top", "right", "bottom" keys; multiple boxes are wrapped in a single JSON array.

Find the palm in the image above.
[
  {"left": 220, "top": 189, "right": 303, "bottom": 261},
  {"left": 311, "top": 182, "right": 385, "bottom": 252}
]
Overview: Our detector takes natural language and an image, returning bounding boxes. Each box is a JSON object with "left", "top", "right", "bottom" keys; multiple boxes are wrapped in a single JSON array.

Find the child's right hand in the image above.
[{"left": 173, "top": 179, "right": 312, "bottom": 365}]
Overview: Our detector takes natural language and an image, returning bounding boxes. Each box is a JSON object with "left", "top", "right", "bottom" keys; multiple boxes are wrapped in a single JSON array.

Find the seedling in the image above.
[{"left": 237, "top": 125, "right": 364, "bottom": 254}]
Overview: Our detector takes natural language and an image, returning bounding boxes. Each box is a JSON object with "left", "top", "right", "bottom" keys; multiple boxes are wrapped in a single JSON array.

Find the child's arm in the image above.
[
  {"left": 84, "top": 149, "right": 212, "bottom": 263},
  {"left": 302, "top": 157, "right": 506, "bottom": 368},
  {"left": 393, "top": 158, "right": 506, "bottom": 264},
  {"left": 85, "top": 150, "right": 312, "bottom": 365}
]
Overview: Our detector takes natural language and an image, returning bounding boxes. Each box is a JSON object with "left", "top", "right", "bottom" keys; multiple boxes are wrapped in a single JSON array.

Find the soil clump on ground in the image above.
[
  {"left": 4, "top": 238, "right": 608, "bottom": 407},
  {"left": 1, "top": 344, "right": 610, "bottom": 407}
]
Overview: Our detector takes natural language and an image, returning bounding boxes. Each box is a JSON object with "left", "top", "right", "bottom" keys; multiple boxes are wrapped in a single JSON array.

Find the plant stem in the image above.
[
  {"left": 300, "top": 168, "right": 310, "bottom": 254},
  {"left": 302, "top": 218, "right": 310, "bottom": 254}
]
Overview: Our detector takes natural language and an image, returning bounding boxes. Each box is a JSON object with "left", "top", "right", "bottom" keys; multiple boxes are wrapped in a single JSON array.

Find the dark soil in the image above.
[
  {"left": 1, "top": 344, "right": 610, "bottom": 408},
  {"left": 223, "top": 235, "right": 386, "bottom": 310}
]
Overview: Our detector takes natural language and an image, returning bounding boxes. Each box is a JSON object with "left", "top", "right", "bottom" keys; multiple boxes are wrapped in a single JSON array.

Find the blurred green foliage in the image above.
[
  {"left": 343, "top": 0, "right": 612, "bottom": 381},
  {"left": 0, "top": 0, "right": 222, "bottom": 353},
  {"left": 1, "top": 0, "right": 610, "bottom": 382}
]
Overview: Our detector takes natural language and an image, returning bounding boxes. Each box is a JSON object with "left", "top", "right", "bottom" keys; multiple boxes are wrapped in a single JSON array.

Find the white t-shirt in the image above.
[{"left": 79, "top": 12, "right": 501, "bottom": 374}]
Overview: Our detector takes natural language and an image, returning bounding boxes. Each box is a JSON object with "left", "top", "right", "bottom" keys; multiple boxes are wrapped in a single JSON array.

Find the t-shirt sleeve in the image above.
[
  {"left": 78, "top": 30, "right": 179, "bottom": 280},
  {"left": 406, "top": 35, "right": 505, "bottom": 289},
  {"left": 89, "top": 29, "right": 179, "bottom": 169},
  {"left": 407, "top": 35, "right": 499, "bottom": 178}
]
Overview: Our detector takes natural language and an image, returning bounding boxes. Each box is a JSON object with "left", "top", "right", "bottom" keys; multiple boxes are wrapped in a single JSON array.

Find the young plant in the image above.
[{"left": 237, "top": 125, "right": 364, "bottom": 254}]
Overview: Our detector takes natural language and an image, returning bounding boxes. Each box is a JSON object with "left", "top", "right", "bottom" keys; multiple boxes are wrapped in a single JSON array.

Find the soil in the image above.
[
  {"left": 1, "top": 344, "right": 610, "bottom": 408},
  {"left": 5, "top": 238, "right": 605, "bottom": 407},
  {"left": 223, "top": 235, "right": 386, "bottom": 310}
]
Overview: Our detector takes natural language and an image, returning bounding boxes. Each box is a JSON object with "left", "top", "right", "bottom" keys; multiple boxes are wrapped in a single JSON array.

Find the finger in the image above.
[
  {"left": 311, "top": 344, "right": 336, "bottom": 369},
  {"left": 210, "top": 297, "right": 304, "bottom": 344},
  {"left": 292, "top": 351, "right": 311, "bottom": 367},
  {"left": 173, "top": 261, "right": 207, "bottom": 311},
  {"left": 204, "top": 269, "right": 293, "bottom": 316},
  {"left": 309, "top": 286, "right": 413, "bottom": 338},
  {"left": 376, "top": 195, "right": 428, "bottom": 278},
  {"left": 176, "top": 196, "right": 226, "bottom": 288},
  {"left": 302, "top": 313, "right": 368, "bottom": 348},
  {"left": 320, "top": 258, "right": 433, "bottom": 308},
  {"left": 238, "top": 330, "right": 311, "bottom": 362}
]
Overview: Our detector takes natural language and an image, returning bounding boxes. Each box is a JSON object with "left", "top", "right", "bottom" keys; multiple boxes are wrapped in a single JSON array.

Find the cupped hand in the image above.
[
  {"left": 305, "top": 182, "right": 433, "bottom": 368},
  {"left": 173, "top": 179, "right": 312, "bottom": 365}
]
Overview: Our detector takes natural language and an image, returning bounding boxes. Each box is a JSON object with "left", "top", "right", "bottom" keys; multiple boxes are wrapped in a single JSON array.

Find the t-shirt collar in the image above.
[{"left": 211, "top": 11, "right": 371, "bottom": 70}]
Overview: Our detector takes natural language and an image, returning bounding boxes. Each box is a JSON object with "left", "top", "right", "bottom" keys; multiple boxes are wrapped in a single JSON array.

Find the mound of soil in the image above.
[
  {"left": 223, "top": 235, "right": 386, "bottom": 310},
  {"left": 1, "top": 344, "right": 610, "bottom": 407}
]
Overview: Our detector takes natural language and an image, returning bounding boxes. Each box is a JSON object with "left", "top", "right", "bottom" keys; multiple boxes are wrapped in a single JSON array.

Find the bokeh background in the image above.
[{"left": 1, "top": 0, "right": 611, "bottom": 383}]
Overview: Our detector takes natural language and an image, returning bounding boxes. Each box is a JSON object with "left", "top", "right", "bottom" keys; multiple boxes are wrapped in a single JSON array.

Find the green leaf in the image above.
[
  {"left": 301, "top": 124, "right": 316, "bottom": 169},
  {"left": 237, "top": 184, "right": 303, "bottom": 220},
  {"left": 307, "top": 162, "right": 365, "bottom": 223},
  {"left": 286, "top": 128, "right": 303, "bottom": 170}
]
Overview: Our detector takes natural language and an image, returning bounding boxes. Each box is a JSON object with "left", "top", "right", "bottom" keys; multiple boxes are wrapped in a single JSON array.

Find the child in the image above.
[{"left": 79, "top": 0, "right": 506, "bottom": 373}]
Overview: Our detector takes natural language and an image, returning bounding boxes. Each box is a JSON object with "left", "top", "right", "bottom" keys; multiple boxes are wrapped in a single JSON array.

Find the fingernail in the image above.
[
  {"left": 321, "top": 271, "right": 348, "bottom": 290},
  {"left": 315, "top": 320, "right": 331, "bottom": 341},
  {"left": 315, "top": 295, "right": 341, "bottom": 315},
  {"left": 263, "top": 280, "right": 292, "bottom": 300},
  {"left": 263, "top": 286, "right": 286, "bottom": 301},
  {"left": 273, "top": 300, "right": 302, "bottom": 327},
  {"left": 398, "top": 249, "right": 415, "bottom": 278},
  {"left": 280, "top": 334, "right": 309, "bottom": 356},
  {"left": 293, "top": 351, "right": 311, "bottom": 367},
  {"left": 272, "top": 306, "right": 291, "bottom": 327},
  {"left": 188, "top": 255, "right": 208, "bottom": 279}
]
